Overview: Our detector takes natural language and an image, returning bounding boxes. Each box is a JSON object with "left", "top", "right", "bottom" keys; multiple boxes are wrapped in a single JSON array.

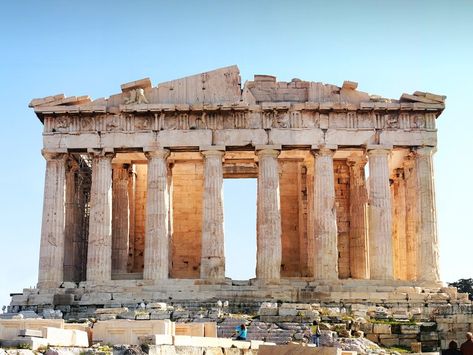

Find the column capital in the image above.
[
  {"left": 415, "top": 146, "right": 437, "bottom": 156},
  {"left": 144, "top": 149, "right": 170, "bottom": 160},
  {"left": 256, "top": 148, "right": 280, "bottom": 159},
  {"left": 41, "top": 149, "right": 68, "bottom": 161},
  {"left": 311, "top": 144, "right": 337, "bottom": 157},
  {"left": 367, "top": 145, "right": 392, "bottom": 157},
  {"left": 201, "top": 149, "right": 225, "bottom": 159}
]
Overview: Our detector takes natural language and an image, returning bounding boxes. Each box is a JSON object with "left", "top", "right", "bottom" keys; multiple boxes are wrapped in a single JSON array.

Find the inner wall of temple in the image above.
[{"left": 63, "top": 148, "right": 413, "bottom": 282}]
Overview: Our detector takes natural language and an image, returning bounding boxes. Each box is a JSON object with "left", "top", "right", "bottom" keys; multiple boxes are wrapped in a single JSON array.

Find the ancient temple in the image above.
[{"left": 17, "top": 65, "right": 447, "bottom": 308}]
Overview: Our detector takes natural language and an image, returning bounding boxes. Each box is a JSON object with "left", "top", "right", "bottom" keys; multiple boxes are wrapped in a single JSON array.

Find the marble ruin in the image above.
[{"left": 16, "top": 65, "right": 451, "bottom": 309}]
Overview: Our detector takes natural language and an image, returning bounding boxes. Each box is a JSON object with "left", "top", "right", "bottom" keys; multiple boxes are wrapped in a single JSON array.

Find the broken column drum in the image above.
[{"left": 27, "top": 65, "right": 445, "bottom": 303}]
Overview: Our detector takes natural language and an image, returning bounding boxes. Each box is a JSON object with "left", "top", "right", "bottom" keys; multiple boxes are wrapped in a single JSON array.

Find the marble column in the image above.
[
  {"left": 112, "top": 164, "right": 130, "bottom": 274},
  {"left": 143, "top": 150, "right": 171, "bottom": 281},
  {"left": 127, "top": 165, "right": 136, "bottom": 272},
  {"left": 64, "top": 158, "right": 80, "bottom": 282},
  {"left": 367, "top": 148, "right": 394, "bottom": 280},
  {"left": 392, "top": 169, "right": 407, "bottom": 280},
  {"left": 86, "top": 150, "right": 114, "bottom": 282},
  {"left": 256, "top": 148, "right": 282, "bottom": 282},
  {"left": 403, "top": 154, "right": 418, "bottom": 280},
  {"left": 312, "top": 147, "right": 338, "bottom": 280},
  {"left": 200, "top": 149, "right": 225, "bottom": 281},
  {"left": 38, "top": 150, "right": 67, "bottom": 288},
  {"left": 415, "top": 147, "right": 440, "bottom": 282},
  {"left": 347, "top": 155, "right": 369, "bottom": 279}
]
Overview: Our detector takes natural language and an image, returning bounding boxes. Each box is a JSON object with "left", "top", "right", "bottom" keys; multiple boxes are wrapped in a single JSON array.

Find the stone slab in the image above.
[
  {"left": 138, "top": 334, "right": 173, "bottom": 345},
  {"left": 157, "top": 129, "right": 212, "bottom": 148},
  {"left": 0, "top": 336, "right": 49, "bottom": 351},
  {"left": 258, "top": 344, "right": 341, "bottom": 355},
  {"left": 0, "top": 319, "right": 64, "bottom": 340},
  {"left": 269, "top": 128, "right": 324, "bottom": 146},
  {"left": 214, "top": 129, "right": 268, "bottom": 146},
  {"left": 92, "top": 319, "right": 172, "bottom": 345},
  {"left": 18, "top": 329, "right": 43, "bottom": 337},
  {"left": 379, "top": 130, "right": 437, "bottom": 146},
  {"left": 42, "top": 327, "right": 89, "bottom": 347},
  {"left": 325, "top": 129, "right": 375, "bottom": 146}
]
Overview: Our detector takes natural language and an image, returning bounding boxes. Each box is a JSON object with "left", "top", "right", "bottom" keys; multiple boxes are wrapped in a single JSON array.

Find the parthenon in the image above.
[{"left": 24, "top": 65, "right": 446, "bottom": 305}]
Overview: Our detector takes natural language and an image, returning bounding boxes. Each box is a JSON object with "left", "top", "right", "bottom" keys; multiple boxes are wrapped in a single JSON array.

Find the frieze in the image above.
[{"left": 43, "top": 110, "right": 437, "bottom": 134}]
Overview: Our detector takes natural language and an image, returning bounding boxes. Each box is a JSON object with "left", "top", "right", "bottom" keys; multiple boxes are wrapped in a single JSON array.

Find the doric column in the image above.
[
  {"left": 64, "top": 158, "right": 80, "bottom": 282},
  {"left": 143, "top": 149, "right": 171, "bottom": 281},
  {"left": 347, "top": 154, "right": 369, "bottom": 279},
  {"left": 415, "top": 147, "right": 440, "bottom": 282},
  {"left": 256, "top": 148, "right": 282, "bottom": 282},
  {"left": 404, "top": 154, "right": 418, "bottom": 280},
  {"left": 200, "top": 148, "right": 225, "bottom": 281},
  {"left": 367, "top": 147, "right": 394, "bottom": 280},
  {"left": 112, "top": 164, "right": 130, "bottom": 274},
  {"left": 127, "top": 165, "right": 136, "bottom": 272},
  {"left": 392, "top": 169, "right": 407, "bottom": 280},
  {"left": 86, "top": 150, "right": 114, "bottom": 282},
  {"left": 312, "top": 146, "right": 338, "bottom": 280},
  {"left": 38, "top": 150, "right": 67, "bottom": 288}
]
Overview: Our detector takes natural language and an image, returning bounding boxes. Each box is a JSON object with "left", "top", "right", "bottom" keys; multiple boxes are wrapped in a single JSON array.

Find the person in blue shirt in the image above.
[{"left": 232, "top": 324, "right": 247, "bottom": 341}]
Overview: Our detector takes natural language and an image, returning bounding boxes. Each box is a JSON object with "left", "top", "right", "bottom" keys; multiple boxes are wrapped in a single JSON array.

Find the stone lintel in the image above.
[
  {"left": 342, "top": 80, "right": 358, "bottom": 90},
  {"left": 199, "top": 145, "right": 226, "bottom": 152},
  {"left": 120, "top": 78, "right": 152, "bottom": 92},
  {"left": 311, "top": 144, "right": 338, "bottom": 151},
  {"left": 366, "top": 144, "right": 393, "bottom": 151},
  {"left": 255, "top": 144, "right": 282, "bottom": 151}
]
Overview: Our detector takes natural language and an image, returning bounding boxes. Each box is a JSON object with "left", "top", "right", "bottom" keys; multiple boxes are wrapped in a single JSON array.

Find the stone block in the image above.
[
  {"left": 138, "top": 334, "right": 173, "bottom": 345},
  {"left": 380, "top": 130, "right": 437, "bottom": 146},
  {"left": 0, "top": 319, "right": 64, "bottom": 340},
  {"left": 258, "top": 344, "right": 341, "bottom": 355},
  {"left": 18, "top": 329, "right": 43, "bottom": 337},
  {"left": 204, "top": 322, "right": 217, "bottom": 337},
  {"left": 379, "top": 334, "right": 399, "bottom": 347},
  {"left": 401, "top": 324, "right": 420, "bottom": 334},
  {"left": 399, "top": 334, "right": 418, "bottom": 347},
  {"left": 96, "top": 307, "right": 129, "bottom": 315},
  {"left": 258, "top": 302, "right": 279, "bottom": 316},
  {"left": 373, "top": 323, "right": 391, "bottom": 334},
  {"left": 42, "top": 327, "right": 89, "bottom": 347},
  {"left": 278, "top": 308, "right": 299, "bottom": 316},
  {"left": 158, "top": 129, "right": 212, "bottom": 148},
  {"left": 366, "top": 333, "right": 379, "bottom": 343},
  {"left": 0, "top": 336, "right": 49, "bottom": 351},
  {"left": 420, "top": 332, "right": 439, "bottom": 341},
  {"left": 93, "top": 319, "right": 172, "bottom": 345},
  {"left": 147, "top": 302, "right": 167, "bottom": 310},
  {"left": 214, "top": 129, "right": 268, "bottom": 146},
  {"left": 53, "top": 294, "right": 74, "bottom": 305},
  {"left": 325, "top": 129, "right": 375, "bottom": 145},
  {"left": 269, "top": 128, "right": 324, "bottom": 146}
]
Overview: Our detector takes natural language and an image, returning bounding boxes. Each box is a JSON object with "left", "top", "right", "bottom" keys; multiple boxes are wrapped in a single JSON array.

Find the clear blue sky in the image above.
[{"left": 1, "top": 0, "right": 472, "bottom": 308}]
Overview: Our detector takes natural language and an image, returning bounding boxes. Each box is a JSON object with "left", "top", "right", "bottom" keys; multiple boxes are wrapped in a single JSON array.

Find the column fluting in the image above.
[
  {"left": 347, "top": 155, "right": 369, "bottom": 279},
  {"left": 256, "top": 148, "right": 282, "bottom": 282},
  {"left": 200, "top": 149, "right": 225, "bottom": 281},
  {"left": 112, "top": 164, "right": 130, "bottom": 274},
  {"left": 312, "top": 147, "right": 338, "bottom": 280},
  {"left": 38, "top": 150, "right": 67, "bottom": 288},
  {"left": 143, "top": 149, "right": 171, "bottom": 281},
  {"left": 367, "top": 148, "right": 394, "bottom": 280},
  {"left": 86, "top": 150, "right": 114, "bottom": 282},
  {"left": 415, "top": 147, "right": 440, "bottom": 282}
]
